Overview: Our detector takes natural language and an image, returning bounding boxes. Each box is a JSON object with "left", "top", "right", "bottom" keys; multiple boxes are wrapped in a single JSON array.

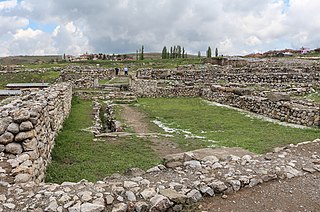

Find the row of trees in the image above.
[
  {"left": 206, "top": 46, "right": 219, "bottom": 58},
  {"left": 136, "top": 45, "right": 145, "bottom": 60},
  {"left": 161, "top": 45, "right": 187, "bottom": 59},
  {"left": 135, "top": 45, "right": 219, "bottom": 60}
]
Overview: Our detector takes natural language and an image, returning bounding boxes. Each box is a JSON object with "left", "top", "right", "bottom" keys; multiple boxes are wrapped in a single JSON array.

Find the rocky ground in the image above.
[
  {"left": 0, "top": 136, "right": 319, "bottom": 211},
  {"left": 190, "top": 170, "right": 320, "bottom": 212}
]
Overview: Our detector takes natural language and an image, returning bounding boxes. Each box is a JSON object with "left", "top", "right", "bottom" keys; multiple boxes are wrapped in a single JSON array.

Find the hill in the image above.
[{"left": 0, "top": 55, "right": 63, "bottom": 65}]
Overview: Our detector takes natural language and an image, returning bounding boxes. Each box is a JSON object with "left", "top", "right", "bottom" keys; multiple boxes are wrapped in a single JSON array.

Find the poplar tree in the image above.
[
  {"left": 140, "top": 45, "right": 144, "bottom": 60},
  {"left": 207, "top": 46, "right": 212, "bottom": 58},
  {"left": 162, "top": 46, "right": 168, "bottom": 59},
  {"left": 215, "top": 48, "right": 218, "bottom": 57}
]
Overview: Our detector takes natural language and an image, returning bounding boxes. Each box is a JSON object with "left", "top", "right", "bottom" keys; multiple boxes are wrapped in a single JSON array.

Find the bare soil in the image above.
[
  {"left": 120, "top": 104, "right": 184, "bottom": 157},
  {"left": 188, "top": 172, "right": 320, "bottom": 212}
]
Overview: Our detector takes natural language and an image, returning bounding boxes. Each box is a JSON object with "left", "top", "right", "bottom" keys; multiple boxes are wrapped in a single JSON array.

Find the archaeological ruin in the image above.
[{"left": 0, "top": 59, "right": 319, "bottom": 211}]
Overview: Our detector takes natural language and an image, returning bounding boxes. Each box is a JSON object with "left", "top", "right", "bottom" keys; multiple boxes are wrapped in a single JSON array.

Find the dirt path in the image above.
[
  {"left": 120, "top": 104, "right": 184, "bottom": 157},
  {"left": 189, "top": 172, "right": 320, "bottom": 212}
]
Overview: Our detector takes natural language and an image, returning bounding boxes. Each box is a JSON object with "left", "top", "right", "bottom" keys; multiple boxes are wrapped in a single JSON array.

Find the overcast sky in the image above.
[{"left": 0, "top": 0, "right": 319, "bottom": 56}]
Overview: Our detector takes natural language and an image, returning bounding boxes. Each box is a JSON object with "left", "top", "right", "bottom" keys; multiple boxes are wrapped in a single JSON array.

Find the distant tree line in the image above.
[
  {"left": 136, "top": 45, "right": 144, "bottom": 60},
  {"left": 161, "top": 45, "right": 187, "bottom": 59}
]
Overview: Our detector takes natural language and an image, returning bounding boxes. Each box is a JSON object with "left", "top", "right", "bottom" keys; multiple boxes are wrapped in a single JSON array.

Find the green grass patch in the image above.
[
  {"left": 72, "top": 58, "right": 203, "bottom": 70},
  {"left": 0, "top": 70, "right": 60, "bottom": 89},
  {"left": 306, "top": 92, "right": 320, "bottom": 103},
  {"left": 99, "top": 77, "right": 129, "bottom": 85},
  {"left": 293, "top": 92, "right": 320, "bottom": 103},
  {"left": 137, "top": 97, "right": 319, "bottom": 154},
  {"left": 45, "top": 97, "right": 160, "bottom": 183}
]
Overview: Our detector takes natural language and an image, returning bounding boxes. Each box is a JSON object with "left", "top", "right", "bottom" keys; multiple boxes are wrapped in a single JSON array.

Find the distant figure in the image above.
[
  {"left": 124, "top": 67, "right": 128, "bottom": 76},
  {"left": 115, "top": 67, "right": 119, "bottom": 76}
]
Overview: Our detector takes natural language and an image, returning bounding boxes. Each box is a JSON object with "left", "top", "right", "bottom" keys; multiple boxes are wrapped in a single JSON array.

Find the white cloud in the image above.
[
  {"left": 0, "top": 0, "right": 17, "bottom": 10},
  {"left": 14, "top": 28, "right": 43, "bottom": 40},
  {"left": 0, "top": 16, "right": 28, "bottom": 36},
  {"left": 1, "top": 0, "right": 320, "bottom": 56}
]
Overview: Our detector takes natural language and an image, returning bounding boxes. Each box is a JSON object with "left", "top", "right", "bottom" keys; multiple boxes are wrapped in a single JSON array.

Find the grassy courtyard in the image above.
[
  {"left": 137, "top": 97, "right": 319, "bottom": 154},
  {"left": 45, "top": 97, "right": 160, "bottom": 183},
  {"left": 46, "top": 96, "right": 319, "bottom": 183}
]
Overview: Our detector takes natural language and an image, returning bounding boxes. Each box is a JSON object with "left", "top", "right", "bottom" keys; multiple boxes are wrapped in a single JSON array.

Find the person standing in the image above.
[
  {"left": 115, "top": 67, "right": 119, "bottom": 76},
  {"left": 124, "top": 67, "right": 128, "bottom": 76}
]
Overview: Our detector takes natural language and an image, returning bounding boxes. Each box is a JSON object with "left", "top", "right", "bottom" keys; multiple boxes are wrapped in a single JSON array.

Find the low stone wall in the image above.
[
  {"left": 136, "top": 69, "right": 320, "bottom": 87},
  {"left": 202, "top": 86, "right": 320, "bottom": 127},
  {"left": 0, "top": 83, "right": 72, "bottom": 184},
  {"left": 61, "top": 66, "right": 114, "bottom": 89},
  {"left": 90, "top": 101, "right": 123, "bottom": 136},
  {"left": 130, "top": 78, "right": 202, "bottom": 98}
]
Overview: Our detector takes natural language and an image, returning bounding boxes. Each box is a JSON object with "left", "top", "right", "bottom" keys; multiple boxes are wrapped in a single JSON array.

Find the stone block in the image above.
[
  {"left": 19, "top": 121, "right": 34, "bottom": 131},
  {"left": 5, "top": 142, "right": 23, "bottom": 155},
  {"left": 15, "top": 130, "right": 36, "bottom": 142},
  {"left": 13, "top": 109, "right": 30, "bottom": 123},
  {"left": 0, "top": 132, "right": 14, "bottom": 145},
  {"left": 14, "top": 173, "right": 31, "bottom": 183},
  {"left": 7, "top": 123, "right": 20, "bottom": 134},
  {"left": 22, "top": 138, "right": 38, "bottom": 151},
  {"left": 0, "top": 117, "right": 12, "bottom": 134}
]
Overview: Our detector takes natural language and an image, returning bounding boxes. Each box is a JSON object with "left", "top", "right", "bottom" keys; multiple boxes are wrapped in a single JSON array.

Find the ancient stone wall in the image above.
[
  {"left": 0, "top": 83, "right": 72, "bottom": 184},
  {"left": 202, "top": 86, "right": 320, "bottom": 127},
  {"left": 135, "top": 68, "right": 320, "bottom": 86},
  {"left": 60, "top": 66, "right": 114, "bottom": 89}
]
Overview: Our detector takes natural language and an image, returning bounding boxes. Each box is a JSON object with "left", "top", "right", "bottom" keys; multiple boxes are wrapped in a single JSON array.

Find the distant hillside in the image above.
[{"left": 0, "top": 55, "right": 63, "bottom": 65}]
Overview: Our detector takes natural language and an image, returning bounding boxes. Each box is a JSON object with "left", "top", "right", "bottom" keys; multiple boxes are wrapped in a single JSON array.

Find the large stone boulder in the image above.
[{"left": 267, "top": 92, "right": 291, "bottom": 102}]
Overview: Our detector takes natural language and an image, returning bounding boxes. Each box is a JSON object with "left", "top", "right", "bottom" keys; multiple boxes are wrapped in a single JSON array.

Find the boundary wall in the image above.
[{"left": 0, "top": 83, "right": 72, "bottom": 184}]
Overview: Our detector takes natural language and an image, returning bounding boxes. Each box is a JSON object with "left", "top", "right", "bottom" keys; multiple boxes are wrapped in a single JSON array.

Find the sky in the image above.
[{"left": 0, "top": 0, "right": 319, "bottom": 56}]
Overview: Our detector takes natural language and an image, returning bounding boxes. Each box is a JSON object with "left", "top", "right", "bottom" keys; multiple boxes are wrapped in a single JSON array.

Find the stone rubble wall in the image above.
[
  {"left": 0, "top": 83, "right": 72, "bottom": 184},
  {"left": 60, "top": 66, "right": 114, "bottom": 89},
  {"left": 0, "top": 139, "right": 319, "bottom": 211},
  {"left": 130, "top": 78, "right": 203, "bottom": 98},
  {"left": 91, "top": 101, "right": 122, "bottom": 136},
  {"left": 202, "top": 86, "right": 320, "bottom": 127},
  {"left": 136, "top": 68, "right": 320, "bottom": 86}
]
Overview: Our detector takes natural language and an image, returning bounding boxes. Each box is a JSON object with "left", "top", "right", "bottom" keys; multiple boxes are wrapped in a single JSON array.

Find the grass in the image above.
[
  {"left": 73, "top": 58, "right": 204, "bottom": 70},
  {"left": 99, "top": 77, "right": 129, "bottom": 85},
  {"left": 0, "top": 70, "right": 60, "bottom": 89},
  {"left": 293, "top": 92, "right": 320, "bottom": 104},
  {"left": 45, "top": 97, "right": 160, "bottom": 183},
  {"left": 137, "top": 97, "right": 320, "bottom": 154},
  {"left": 306, "top": 92, "right": 320, "bottom": 103}
]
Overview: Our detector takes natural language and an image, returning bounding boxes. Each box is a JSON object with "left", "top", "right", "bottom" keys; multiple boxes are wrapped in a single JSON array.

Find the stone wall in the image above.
[
  {"left": 60, "top": 66, "right": 114, "bottom": 89},
  {"left": 130, "top": 78, "right": 202, "bottom": 98},
  {"left": 135, "top": 68, "right": 320, "bottom": 87},
  {"left": 202, "top": 85, "right": 320, "bottom": 127},
  {"left": 0, "top": 83, "right": 72, "bottom": 184}
]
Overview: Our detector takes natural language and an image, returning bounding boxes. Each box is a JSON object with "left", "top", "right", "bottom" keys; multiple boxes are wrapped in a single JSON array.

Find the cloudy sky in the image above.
[{"left": 0, "top": 0, "right": 319, "bottom": 56}]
